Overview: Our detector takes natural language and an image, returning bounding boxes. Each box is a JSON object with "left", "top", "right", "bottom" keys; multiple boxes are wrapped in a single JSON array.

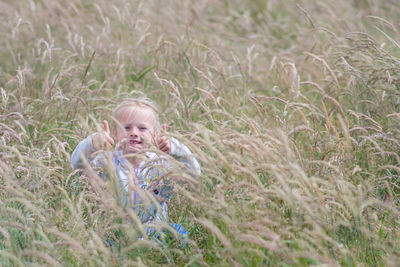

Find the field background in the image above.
[{"left": 1, "top": 0, "right": 400, "bottom": 266}]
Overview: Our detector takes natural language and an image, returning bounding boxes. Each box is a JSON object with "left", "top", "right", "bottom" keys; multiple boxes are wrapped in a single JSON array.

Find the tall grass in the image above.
[{"left": 1, "top": 0, "right": 400, "bottom": 265}]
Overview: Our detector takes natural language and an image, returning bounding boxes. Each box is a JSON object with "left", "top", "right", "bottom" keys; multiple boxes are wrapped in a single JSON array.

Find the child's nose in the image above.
[{"left": 129, "top": 127, "right": 139, "bottom": 136}]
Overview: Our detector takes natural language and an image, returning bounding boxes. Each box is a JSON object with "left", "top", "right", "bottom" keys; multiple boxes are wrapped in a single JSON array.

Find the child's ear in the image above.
[
  {"left": 111, "top": 124, "right": 118, "bottom": 138},
  {"left": 153, "top": 129, "right": 160, "bottom": 140}
]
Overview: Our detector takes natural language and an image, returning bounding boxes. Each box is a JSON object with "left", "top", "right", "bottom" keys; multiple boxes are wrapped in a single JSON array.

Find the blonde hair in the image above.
[{"left": 111, "top": 97, "right": 161, "bottom": 133}]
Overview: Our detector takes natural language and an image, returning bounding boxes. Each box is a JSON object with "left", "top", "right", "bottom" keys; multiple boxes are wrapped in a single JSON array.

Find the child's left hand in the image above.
[{"left": 157, "top": 124, "right": 171, "bottom": 154}]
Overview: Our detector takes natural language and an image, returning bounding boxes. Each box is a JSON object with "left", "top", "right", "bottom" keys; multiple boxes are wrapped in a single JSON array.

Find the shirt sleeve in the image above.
[
  {"left": 70, "top": 133, "right": 96, "bottom": 169},
  {"left": 169, "top": 137, "right": 201, "bottom": 176}
]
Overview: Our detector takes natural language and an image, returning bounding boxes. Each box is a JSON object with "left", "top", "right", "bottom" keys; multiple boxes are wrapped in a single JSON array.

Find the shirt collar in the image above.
[{"left": 115, "top": 150, "right": 158, "bottom": 169}]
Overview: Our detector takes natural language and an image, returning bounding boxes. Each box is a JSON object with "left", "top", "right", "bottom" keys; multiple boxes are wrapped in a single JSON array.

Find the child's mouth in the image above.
[{"left": 128, "top": 140, "right": 142, "bottom": 145}]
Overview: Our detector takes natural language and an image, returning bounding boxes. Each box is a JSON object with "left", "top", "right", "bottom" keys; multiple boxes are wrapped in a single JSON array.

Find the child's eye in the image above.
[
  {"left": 125, "top": 126, "right": 130, "bottom": 130},
  {"left": 139, "top": 127, "right": 147, "bottom": 131}
]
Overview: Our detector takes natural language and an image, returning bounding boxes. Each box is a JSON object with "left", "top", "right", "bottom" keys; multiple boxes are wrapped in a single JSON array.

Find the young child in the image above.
[{"left": 71, "top": 98, "right": 200, "bottom": 237}]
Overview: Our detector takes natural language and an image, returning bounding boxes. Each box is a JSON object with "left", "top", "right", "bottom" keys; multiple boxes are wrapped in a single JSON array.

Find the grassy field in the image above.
[{"left": 1, "top": 0, "right": 400, "bottom": 265}]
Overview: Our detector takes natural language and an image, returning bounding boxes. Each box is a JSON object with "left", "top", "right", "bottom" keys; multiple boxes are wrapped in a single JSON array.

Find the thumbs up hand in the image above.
[
  {"left": 157, "top": 124, "right": 171, "bottom": 154},
  {"left": 92, "top": 120, "right": 115, "bottom": 151}
]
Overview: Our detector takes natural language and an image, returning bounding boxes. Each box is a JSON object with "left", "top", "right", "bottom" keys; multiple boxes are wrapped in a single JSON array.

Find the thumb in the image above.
[
  {"left": 161, "top": 123, "right": 167, "bottom": 133},
  {"left": 103, "top": 120, "right": 110, "bottom": 134}
]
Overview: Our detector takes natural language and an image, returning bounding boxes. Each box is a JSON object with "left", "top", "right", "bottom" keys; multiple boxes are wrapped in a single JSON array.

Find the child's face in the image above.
[{"left": 114, "top": 106, "right": 158, "bottom": 154}]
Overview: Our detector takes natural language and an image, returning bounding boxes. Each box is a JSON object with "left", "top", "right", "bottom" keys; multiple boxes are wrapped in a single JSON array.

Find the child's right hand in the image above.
[{"left": 92, "top": 120, "right": 114, "bottom": 151}]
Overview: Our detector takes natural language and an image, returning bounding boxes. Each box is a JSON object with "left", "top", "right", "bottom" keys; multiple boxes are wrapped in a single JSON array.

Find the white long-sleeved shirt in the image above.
[{"left": 71, "top": 134, "right": 201, "bottom": 224}]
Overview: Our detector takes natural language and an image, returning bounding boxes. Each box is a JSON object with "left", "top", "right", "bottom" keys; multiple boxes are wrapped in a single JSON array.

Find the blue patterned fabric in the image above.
[{"left": 169, "top": 223, "right": 188, "bottom": 237}]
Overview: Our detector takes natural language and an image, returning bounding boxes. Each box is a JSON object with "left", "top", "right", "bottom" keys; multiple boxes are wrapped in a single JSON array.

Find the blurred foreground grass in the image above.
[{"left": 1, "top": 0, "right": 400, "bottom": 265}]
